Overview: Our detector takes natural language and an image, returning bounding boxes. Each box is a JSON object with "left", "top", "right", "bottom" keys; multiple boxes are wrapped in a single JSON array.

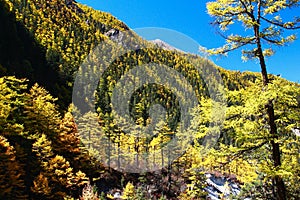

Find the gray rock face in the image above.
[
  {"left": 105, "top": 29, "right": 124, "bottom": 42},
  {"left": 204, "top": 172, "right": 249, "bottom": 200},
  {"left": 292, "top": 128, "right": 300, "bottom": 136}
]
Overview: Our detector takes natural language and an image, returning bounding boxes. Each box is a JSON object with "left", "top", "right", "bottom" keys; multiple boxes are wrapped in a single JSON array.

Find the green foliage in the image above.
[
  {"left": 0, "top": 0, "right": 130, "bottom": 110},
  {"left": 192, "top": 77, "right": 300, "bottom": 198},
  {"left": 206, "top": 1, "right": 300, "bottom": 199},
  {"left": 0, "top": 0, "right": 69, "bottom": 109},
  {"left": 185, "top": 169, "right": 207, "bottom": 199},
  {"left": 0, "top": 76, "right": 91, "bottom": 199},
  {"left": 206, "top": 0, "right": 300, "bottom": 59},
  {"left": 1, "top": 0, "right": 300, "bottom": 199},
  {"left": 122, "top": 182, "right": 135, "bottom": 200}
]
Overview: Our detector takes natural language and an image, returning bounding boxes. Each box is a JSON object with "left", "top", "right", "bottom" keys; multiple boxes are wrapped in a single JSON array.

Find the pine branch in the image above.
[{"left": 261, "top": 16, "right": 300, "bottom": 30}]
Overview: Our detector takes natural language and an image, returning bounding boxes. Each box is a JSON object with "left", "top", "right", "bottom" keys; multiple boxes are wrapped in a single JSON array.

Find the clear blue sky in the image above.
[{"left": 77, "top": 0, "right": 300, "bottom": 83}]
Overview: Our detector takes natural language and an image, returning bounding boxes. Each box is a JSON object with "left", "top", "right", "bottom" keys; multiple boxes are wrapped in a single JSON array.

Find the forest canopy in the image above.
[{"left": 0, "top": 0, "right": 299, "bottom": 199}]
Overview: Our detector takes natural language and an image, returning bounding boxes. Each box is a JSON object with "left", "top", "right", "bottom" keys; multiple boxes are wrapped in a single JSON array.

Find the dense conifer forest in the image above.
[{"left": 0, "top": 0, "right": 299, "bottom": 199}]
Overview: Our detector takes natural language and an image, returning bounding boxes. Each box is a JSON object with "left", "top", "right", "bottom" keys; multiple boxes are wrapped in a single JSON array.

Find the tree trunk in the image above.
[{"left": 254, "top": 23, "right": 287, "bottom": 200}]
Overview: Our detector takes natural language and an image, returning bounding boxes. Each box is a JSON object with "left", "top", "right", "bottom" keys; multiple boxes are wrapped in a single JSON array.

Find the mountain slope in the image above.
[
  {"left": 0, "top": 0, "right": 261, "bottom": 107},
  {"left": 0, "top": 0, "right": 132, "bottom": 109},
  {"left": 1, "top": 0, "right": 299, "bottom": 200}
]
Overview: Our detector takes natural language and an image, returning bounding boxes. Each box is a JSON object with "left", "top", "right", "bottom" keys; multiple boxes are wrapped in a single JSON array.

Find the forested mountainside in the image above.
[
  {"left": 0, "top": 0, "right": 129, "bottom": 110},
  {"left": 0, "top": 0, "right": 300, "bottom": 199}
]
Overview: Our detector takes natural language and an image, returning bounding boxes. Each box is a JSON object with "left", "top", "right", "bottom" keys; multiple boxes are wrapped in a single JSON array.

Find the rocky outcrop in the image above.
[
  {"left": 204, "top": 172, "right": 251, "bottom": 200},
  {"left": 150, "top": 39, "right": 184, "bottom": 52}
]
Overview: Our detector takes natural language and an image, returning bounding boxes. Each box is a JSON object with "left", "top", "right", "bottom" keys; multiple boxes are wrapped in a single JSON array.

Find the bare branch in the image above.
[
  {"left": 257, "top": 0, "right": 262, "bottom": 24},
  {"left": 211, "top": 42, "right": 249, "bottom": 55},
  {"left": 239, "top": 0, "right": 255, "bottom": 21},
  {"left": 216, "top": 30, "right": 256, "bottom": 44},
  {"left": 262, "top": 36, "right": 283, "bottom": 45},
  {"left": 261, "top": 16, "right": 300, "bottom": 30},
  {"left": 218, "top": 140, "right": 268, "bottom": 167}
]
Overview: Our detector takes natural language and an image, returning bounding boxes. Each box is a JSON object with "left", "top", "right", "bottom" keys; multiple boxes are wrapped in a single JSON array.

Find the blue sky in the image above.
[{"left": 77, "top": 0, "right": 300, "bottom": 82}]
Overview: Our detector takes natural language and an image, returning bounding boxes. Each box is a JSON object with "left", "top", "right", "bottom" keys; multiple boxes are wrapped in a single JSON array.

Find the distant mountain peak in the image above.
[{"left": 150, "top": 39, "right": 184, "bottom": 53}]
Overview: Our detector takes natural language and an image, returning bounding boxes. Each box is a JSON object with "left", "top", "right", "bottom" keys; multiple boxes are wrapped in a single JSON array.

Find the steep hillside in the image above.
[
  {"left": 0, "top": 0, "right": 132, "bottom": 109},
  {"left": 0, "top": 0, "right": 299, "bottom": 200},
  {"left": 0, "top": 0, "right": 262, "bottom": 110}
]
